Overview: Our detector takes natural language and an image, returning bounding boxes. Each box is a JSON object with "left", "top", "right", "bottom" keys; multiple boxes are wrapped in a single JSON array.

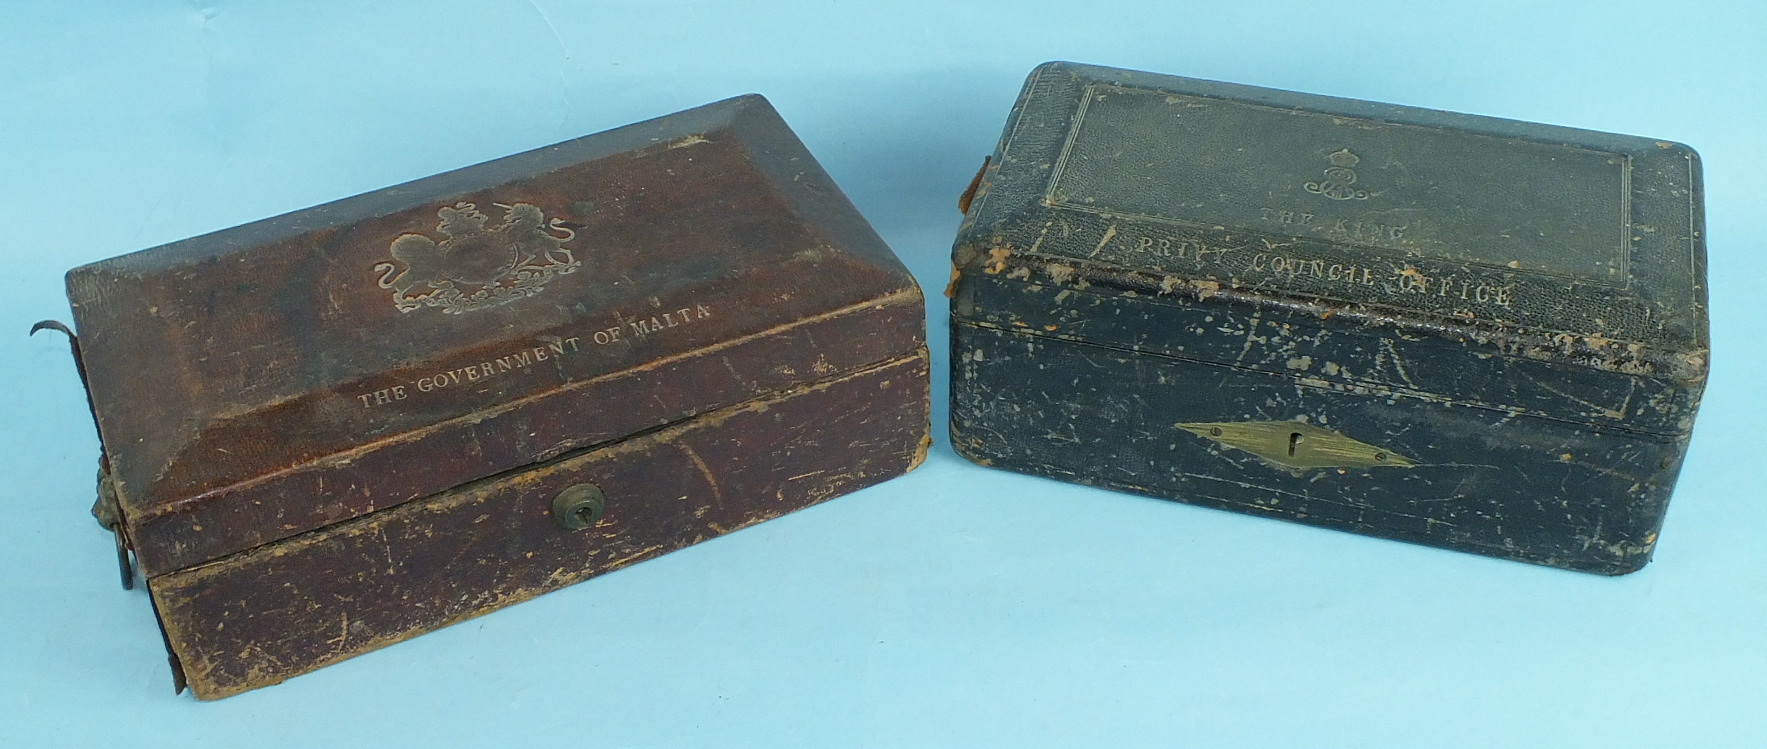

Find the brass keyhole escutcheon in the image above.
[
  {"left": 1178, "top": 421, "right": 1416, "bottom": 469},
  {"left": 551, "top": 483, "right": 607, "bottom": 531}
]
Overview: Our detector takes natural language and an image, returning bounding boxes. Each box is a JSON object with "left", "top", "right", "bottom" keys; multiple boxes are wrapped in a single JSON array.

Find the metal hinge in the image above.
[
  {"left": 93, "top": 458, "right": 135, "bottom": 590},
  {"left": 35, "top": 320, "right": 184, "bottom": 693},
  {"left": 34, "top": 320, "right": 135, "bottom": 589}
]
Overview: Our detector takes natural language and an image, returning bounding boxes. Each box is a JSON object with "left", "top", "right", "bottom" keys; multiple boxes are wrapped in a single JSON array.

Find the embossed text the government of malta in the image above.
[
  {"left": 355, "top": 303, "right": 716, "bottom": 409},
  {"left": 357, "top": 337, "right": 585, "bottom": 408}
]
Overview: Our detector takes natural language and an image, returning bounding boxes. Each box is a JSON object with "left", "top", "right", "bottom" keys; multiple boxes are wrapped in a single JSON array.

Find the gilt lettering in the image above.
[{"left": 357, "top": 301, "right": 717, "bottom": 409}]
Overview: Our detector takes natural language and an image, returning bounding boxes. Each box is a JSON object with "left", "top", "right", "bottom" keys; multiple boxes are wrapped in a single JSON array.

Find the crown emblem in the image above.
[
  {"left": 1305, "top": 148, "right": 1372, "bottom": 201},
  {"left": 374, "top": 202, "right": 582, "bottom": 314}
]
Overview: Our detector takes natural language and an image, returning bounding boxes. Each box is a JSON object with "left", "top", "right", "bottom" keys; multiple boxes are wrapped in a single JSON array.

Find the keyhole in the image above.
[
  {"left": 1288, "top": 432, "right": 1303, "bottom": 457},
  {"left": 551, "top": 483, "right": 607, "bottom": 531}
]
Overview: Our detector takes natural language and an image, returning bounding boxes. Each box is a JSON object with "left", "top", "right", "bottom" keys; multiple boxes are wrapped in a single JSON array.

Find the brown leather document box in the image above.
[{"left": 55, "top": 94, "right": 930, "bottom": 698}]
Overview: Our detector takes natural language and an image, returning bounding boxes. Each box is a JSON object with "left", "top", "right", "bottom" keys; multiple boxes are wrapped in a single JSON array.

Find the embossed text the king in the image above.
[
  {"left": 1305, "top": 149, "right": 1372, "bottom": 201},
  {"left": 376, "top": 202, "right": 581, "bottom": 314}
]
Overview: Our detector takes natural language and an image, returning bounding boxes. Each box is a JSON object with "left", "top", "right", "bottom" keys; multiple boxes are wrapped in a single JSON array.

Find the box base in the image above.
[
  {"left": 952, "top": 320, "right": 1681, "bottom": 576},
  {"left": 151, "top": 350, "right": 930, "bottom": 699}
]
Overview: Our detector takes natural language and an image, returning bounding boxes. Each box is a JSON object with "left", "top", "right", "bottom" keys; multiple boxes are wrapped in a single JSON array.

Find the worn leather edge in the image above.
[
  {"left": 153, "top": 347, "right": 931, "bottom": 699},
  {"left": 947, "top": 322, "right": 1677, "bottom": 576}
]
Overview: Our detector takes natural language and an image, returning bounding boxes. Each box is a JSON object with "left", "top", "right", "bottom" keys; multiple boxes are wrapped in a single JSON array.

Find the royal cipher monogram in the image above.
[{"left": 1304, "top": 149, "right": 1372, "bottom": 201}]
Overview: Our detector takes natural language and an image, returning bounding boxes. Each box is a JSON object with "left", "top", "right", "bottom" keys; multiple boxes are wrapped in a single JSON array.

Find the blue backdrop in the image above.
[{"left": 2, "top": 1, "right": 1763, "bottom": 746}]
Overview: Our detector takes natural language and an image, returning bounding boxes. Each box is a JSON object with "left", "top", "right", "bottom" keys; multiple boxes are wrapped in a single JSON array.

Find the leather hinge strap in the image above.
[{"left": 957, "top": 156, "right": 990, "bottom": 215}]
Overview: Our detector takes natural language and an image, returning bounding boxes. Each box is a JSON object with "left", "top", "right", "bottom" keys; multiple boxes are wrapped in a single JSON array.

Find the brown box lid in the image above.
[{"left": 68, "top": 95, "right": 922, "bottom": 576}]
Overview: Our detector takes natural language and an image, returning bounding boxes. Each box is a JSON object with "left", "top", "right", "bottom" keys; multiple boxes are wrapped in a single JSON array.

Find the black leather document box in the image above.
[{"left": 948, "top": 62, "right": 1707, "bottom": 574}]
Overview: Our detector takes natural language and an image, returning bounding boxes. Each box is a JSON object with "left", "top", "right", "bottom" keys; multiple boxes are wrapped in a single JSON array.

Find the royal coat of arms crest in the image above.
[{"left": 374, "top": 201, "right": 581, "bottom": 314}]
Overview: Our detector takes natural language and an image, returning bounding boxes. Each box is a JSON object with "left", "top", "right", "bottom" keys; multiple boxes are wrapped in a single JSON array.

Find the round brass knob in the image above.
[{"left": 551, "top": 483, "right": 606, "bottom": 530}]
